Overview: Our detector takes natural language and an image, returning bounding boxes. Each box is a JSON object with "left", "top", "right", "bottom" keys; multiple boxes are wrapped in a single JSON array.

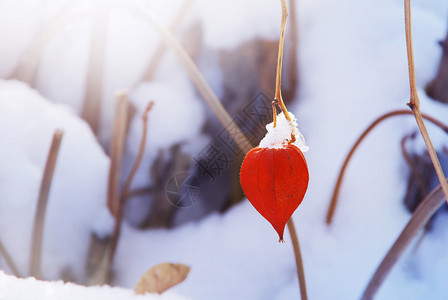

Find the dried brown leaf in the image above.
[{"left": 134, "top": 263, "right": 190, "bottom": 295}]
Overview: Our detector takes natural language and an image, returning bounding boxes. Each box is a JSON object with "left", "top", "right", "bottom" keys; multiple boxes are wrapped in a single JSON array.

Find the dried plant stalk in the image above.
[
  {"left": 0, "top": 240, "right": 21, "bottom": 277},
  {"left": 107, "top": 91, "right": 130, "bottom": 217},
  {"left": 109, "top": 101, "right": 154, "bottom": 267},
  {"left": 30, "top": 129, "right": 64, "bottom": 278},
  {"left": 121, "top": 101, "right": 154, "bottom": 202},
  {"left": 287, "top": 219, "right": 308, "bottom": 300},
  {"left": 326, "top": 110, "right": 448, "bottom": 225},
  {"left": 361, "top": 180, "right": 446, "bottom": 299},
  {"left": 404, "top": 0, "right": 448, "bottom": 205},
  {"left": 81, "top": 9, "right": 109, "bottom": 136},
  {"left": 274, "top": 0, "right": 292, "bottom": 121}
]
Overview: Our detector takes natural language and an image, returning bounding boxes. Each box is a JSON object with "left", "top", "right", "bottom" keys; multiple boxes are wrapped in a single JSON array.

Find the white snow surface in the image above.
[
  {"left": 0, "top": 271, "right": 189, "bottom": 300},
  {"left": 259, "top": 111, "right": 309, "bottom": 151},
  {"left": 0, "top": 80, "right": 110, "bottom": 281}
]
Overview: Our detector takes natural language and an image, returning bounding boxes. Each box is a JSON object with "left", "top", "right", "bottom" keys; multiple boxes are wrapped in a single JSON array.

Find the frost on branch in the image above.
[{"left": 259, "top": 111, "right": 309, "bottom": 152}]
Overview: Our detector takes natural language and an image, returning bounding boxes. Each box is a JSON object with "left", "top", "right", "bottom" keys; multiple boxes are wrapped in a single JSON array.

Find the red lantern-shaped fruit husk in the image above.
[{"left": 240, "top": 144, "right": 309, "bottom": 242}]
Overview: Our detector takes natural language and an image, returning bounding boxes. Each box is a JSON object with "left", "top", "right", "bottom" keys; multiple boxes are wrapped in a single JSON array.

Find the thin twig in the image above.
[
  {"left": 404, "top": 0, "right": 448, "bottom": 206},
  {"left": 274, "top": 0, "right": 292, "bottom": 122},
  {"left": 109, "top": 101, "right": 154, "bottom": 267},
  {"left": 361, "top": 179, "right": 447, "bottom": 299},
  {"left": 90, "top": 95, "right": 140, "bottom": 284},
  {"left": 326, "top": 110, "right": 448, "bottom": 225},
  {"left": 287, "top": 219, "right": 308, "bottom": 300},
  {"left": 107, "top": 91, "right": 130, "bottom": 217},
  {"left": 30, "top": 129, "right": 64, "bottom": 278},
  {"left": 0, "top": 239, "right": 21, "bottom": 277},
  {"left": 272, "top": 100, "right": 278, "bottom": 127},
  {"left": 140, "top": 0, "right": 194, "bottom": 82},
  {"left": 121, "top": 102, "right": 154, "bottom": 201}
]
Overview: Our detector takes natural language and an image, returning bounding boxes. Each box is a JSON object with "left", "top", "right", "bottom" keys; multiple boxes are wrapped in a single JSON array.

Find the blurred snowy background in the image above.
[{"left": 0, "top": 0, "right": 448, "bottom": 299}]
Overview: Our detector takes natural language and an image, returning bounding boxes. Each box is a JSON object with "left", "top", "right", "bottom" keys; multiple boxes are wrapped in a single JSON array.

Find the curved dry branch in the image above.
[
  {"left": 326, "top": 110, "right": 448, "bottom": 225},
  {"left": 361, "top": 180, "right": 447, "bottom": 299}
]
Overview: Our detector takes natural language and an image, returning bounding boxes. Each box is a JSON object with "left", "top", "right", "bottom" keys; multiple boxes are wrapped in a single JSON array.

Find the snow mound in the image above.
[
  {"left": 0, "top": 271, "right": 190, "bottom": 300},
  {"left": 0, "top": 80, "right": 111, "bottom": 281}
]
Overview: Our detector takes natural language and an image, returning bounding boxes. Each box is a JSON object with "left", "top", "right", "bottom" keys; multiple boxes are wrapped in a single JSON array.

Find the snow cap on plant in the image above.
[{"left": 259, "top": 111, "right": 309, "bottom": 152}]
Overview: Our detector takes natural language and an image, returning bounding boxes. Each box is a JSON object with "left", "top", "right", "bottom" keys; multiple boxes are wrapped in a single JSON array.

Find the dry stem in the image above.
[
  {"left": 272, "top": 101, "right": 278, "bottom": 127},
  {"left": 275, "top": 0, "right": 292, "bottom": 122},
  {"left": 107, "top": 91, "right": 130, "bottom": 217},
  {"left": 287, "top": 219, "right": 308, "bottom": 300},
  {"left": 326, "top": 110, "right": 448, "bottom": 225},
  {"left": 109, "top": 101, "right": 154, "bottom": 266},
  {"left": 405, "top": 0, "right": 448, "bottom": 206},
  {"left": 121, "top": 101, "right": 154, "bottom": 201},
  {"left": 0, "top": 240, "right": 21, "bottom": 277},
  {"left": 30, "top": 129, "right": 64, "bottom": 278},
  {"left": 361, "top": 179, "right": 447, "bottom": 299}
]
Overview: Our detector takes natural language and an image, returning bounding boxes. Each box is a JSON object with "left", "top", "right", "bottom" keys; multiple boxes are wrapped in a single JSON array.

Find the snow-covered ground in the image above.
[
  {"left": 0, "top": 0, "right": 447, "bottom": 299},
  {"left": 0, "top": 271, "right": 189, "bottom": 300}
]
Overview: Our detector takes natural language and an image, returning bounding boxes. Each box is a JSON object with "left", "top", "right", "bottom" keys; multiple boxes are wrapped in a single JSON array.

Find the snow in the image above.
[
  {"left": 0, "top": 0, "right": 42, "bottom": 77},
  {"left": 187, "top": 0, "right": 281, "bottom": 50},
  {"left": 1, "top": 0, "right": 448, "bottom": 299},
  {"left": 259, "top": 111, "right": 309, "bottom": 151},
  {"left": 0, "top": 271, "right": 189, "bottom": 300}
]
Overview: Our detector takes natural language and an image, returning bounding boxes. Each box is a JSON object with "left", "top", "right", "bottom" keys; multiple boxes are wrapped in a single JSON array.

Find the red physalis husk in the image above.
[{"left": 240, "top": 144, "right": 309, "bottom": 242}]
